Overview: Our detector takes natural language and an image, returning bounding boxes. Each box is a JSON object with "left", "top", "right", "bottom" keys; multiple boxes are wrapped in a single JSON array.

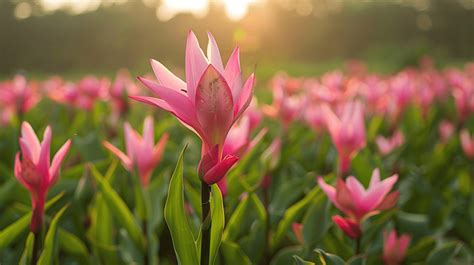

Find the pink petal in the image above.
[
  {"left": 21, "top": 122, "right": 41, "bottom": 163},
  {"left": 322, "top": 104, "right": 341, "bottom": 143},
  {"left": 398, "top": 234, "right": 411, "bottom": 257},
  {"left": 185, "top": 30, "right": 209, "bottom": 103},
  {"left": 136, "top": 77, "right": 203, "bottom": 136},
  {"left": 206, "top": 32, "right": 224, "bottom": 74},
  {"left": 152, "top": 133, "right": 169, "bottom": 164},
  {"left": 346, "top": 176, "right": 366, "bottom": 208},
  {"left": 369, "top": 168, "right": 381, "bottom": 188},
  {"left": 124, "top": 122, "right": 137, "bottom": 162},
  {"left": 317, "top": 176, "right": 339, "bottom": 207},
  {"left": 143, "top": 116, "right": 154, "bottom": 148},
  {"left": 361, "top": 174, "right": 398, "bottom": 212},
  {"left": 217, "top": 177, "right": 228, "bottom": 197},
  {"left": 332, "top": 215, "right": 361, "bottom": 239},
  {"left": 234, "top": 73, "right": 255, "bottom": 121},
  {"left": 195, "top": 65, "right": 234, "bottom": 148},
  {"left": 103, "top": 141, "right": 132, "bottom": 170},
  {"left": 14, "top": 152, "right": 31, "bottom": 191},
  {"left": 225, "top": 47, "right": 241, "bottom": 93},
  {"left": 49, "top": 139, "right": 71, "bottom": 184},
  {"left": 37, "top": 126, "right": 52, "bottom": 180},
  {"left": 150, "top": 59, "right": 186, "bottom": 91},
  {"left": 203, "top": 154, "right": 239, "bottom": 184}
]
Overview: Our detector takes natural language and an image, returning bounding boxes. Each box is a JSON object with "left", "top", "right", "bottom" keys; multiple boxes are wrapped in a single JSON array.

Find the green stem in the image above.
[
  {"left": 355, "top": 236, "right": 361, "bottom": 255},
  {"left": 262, "top": 186, "right": 271, "bottom": 265},
  {"left": 201, "top": 182, "right": 211, "bottom": 265},
  {"left": 31, "top": 230, "right": 41, "bottom": 265}
]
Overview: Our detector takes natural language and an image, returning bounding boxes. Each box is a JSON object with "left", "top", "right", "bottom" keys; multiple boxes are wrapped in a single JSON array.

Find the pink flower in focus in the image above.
[
  {"left": 318, "top": 169, "right": 399, "bottom": 238},
  {"left": 383, "top": 229, "right": 411, "bottom": 265},
  {"left": 132, "top": 31, "right": 254, "bottom": 184},
  {"left": 14, "top": 122, "right": 71, "bottom": 233},
  {"left": 376, "top": 130, "right": 404, "bottom": 156},
  {"left": 322, "top": 101, "right": 366, "bottom": 175},
  {"left": 103, "top": 116, "right": 168, "bottom": 186},
  {"left": 460, "top": 129, "right": 474, "bottom": 158}
]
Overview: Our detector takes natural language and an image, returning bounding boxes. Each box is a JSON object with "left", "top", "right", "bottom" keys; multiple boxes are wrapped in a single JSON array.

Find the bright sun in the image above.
[{"left": 38, "top": 0, "right": 260, "bottom": 21}]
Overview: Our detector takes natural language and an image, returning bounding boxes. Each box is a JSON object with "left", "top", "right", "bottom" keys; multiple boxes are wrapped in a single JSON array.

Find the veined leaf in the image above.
[{"left": 164, "top": 145, "right": 199, "bottom": 265}]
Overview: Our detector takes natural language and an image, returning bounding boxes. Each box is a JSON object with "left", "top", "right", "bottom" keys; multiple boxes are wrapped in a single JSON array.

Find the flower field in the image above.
[{"left": 0, "top": 31, "right": 474, "bottom": 265}]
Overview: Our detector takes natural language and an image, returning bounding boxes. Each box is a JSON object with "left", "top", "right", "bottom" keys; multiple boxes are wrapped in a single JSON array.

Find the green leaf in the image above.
[
  {"left": 426, "top": 241, "right": 463, "bottom": 265},
  {"left": 347, "top": 255, "right": 366, "bottom": 265},
  {"left": 90, "top": 164, "right": 145, "bottom": 250},
  {"left": 0, "top": 192, "right": 64, "bottom": 249},
  {"left": 223, "top": 194, "right": 251, "bottom": 241},
  {"left": 272, "top": 186, "right": 320, "bottom": 250},
  {"left": 293, "top": 255, "right": 316, "bottom": 265},
  {"left": 302, "top": 195, "right": 329, "bottom": 249},
  {"left": 221, "top": 240, "right": 252, "bottom": 265},
  {"left": 164, "top": 145, "right": 199, "bottom": 265},
  {"left": 314, "top": 249, "right": 345, "bottom": 265},
  {"left": 209, "top": 184, "right": 224, "bottom": 265},
  {"left": 405, "top": 237, "right": 436, "bottom": 262},
  {"left": 19, "top": 233, "right": 34, "bottom": 265},
  {"left": 270, "top": 246, "right": 303, "bottom": 265},
  {"left": 58, "top": 228, "right": 89, "bottom": 262},
  {"left": 38, "top": 205, "right": 69, "bottom": 265}
]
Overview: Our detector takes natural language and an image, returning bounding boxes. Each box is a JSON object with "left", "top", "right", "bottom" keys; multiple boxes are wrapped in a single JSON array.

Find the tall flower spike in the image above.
[
  {"left": 14, "top": 122, "right": 71, "bottom": 233},
  {"left": 132, "top": 31, "right": 255, "bottom": 184},
  {"left": 103, "top": 116, "right": 169, "bottom": 186},
  {"left": 322, "top": 100, "right": 366, "bottom": 175}
]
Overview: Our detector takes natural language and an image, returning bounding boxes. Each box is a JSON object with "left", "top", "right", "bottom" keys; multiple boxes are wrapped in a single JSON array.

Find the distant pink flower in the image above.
[
  {"left": 460, "top": 129, "right": 474, "bottom": 158},
  {"left": 262, "top": 74, "right": 305, "bottom": 128},
  {"left": 108, "top": 69, "right": 140, "bottom": 117},
  {"left": 383, "top": 230, "right": 411, "bottom": 265},
  {"left": 103, "top": 116, "right": 168, "bottom": 186},
  {"left": 376, "top": 130, "right": 404, "bottom": 156},
  {"left": 322, "top": 101, "right": 366, "bottom": 175},
  {"left": 304, "top": 104, "right": 325, "bottom": 132},
  {"left": 132, "top": 31, "right": 254, "bottom": 184},
  {"left": 0, "top": 75, "right": 40, "bottom": 116},
  {"left": 438, "top": 120, "right": 455, "bottom": 143},
  {"left": 318, "top": 169, "right": 398, "bottom": 239},
  {"left": 292, "top": 223, "right": 304, "bottom": 244},
  {"left": 49, "top": 76, "right": 109, "bottom": 111},
  {"left": 14, "top": 122, "right": 71, "bottom": 233}
]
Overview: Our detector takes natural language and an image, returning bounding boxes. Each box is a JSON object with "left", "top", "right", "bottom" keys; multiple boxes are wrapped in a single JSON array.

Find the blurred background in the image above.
[{"left": 1, "top": 0, "right": 474, "bottom": 79}]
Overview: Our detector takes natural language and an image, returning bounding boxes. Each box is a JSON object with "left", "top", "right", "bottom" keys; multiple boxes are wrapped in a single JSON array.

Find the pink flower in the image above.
[
  {"left": 438, "top": 120, "right": 455, "bottom": 143},
  {"left": 318, "top": 168, "right": 399, "bottom": 222},
  {"left": 103, "top": 116, "right": 168, "bottom": 186},
  {"left": 14, "top": 122, "right": 71, "bottom": 233},
  {"left": 322, "top": 101, "right": 366, "bottom": 175},
  {"left": 0, "top": 75, "right": 40, "bottom": 116},
  {"left": 132, "top": 31, "right": 254, "bottom": 184},
  {"left": 383, "top": 230, "right": 411, "bottom": 265},
  {"left": 108, "top": 69, "right": 140, "bottom": 117},
  {"left": 460, "top": 129, "right": 474, "bottom": 158},
  {"left": 292, "top": 223, "right": 304, "bottom": 244},
  {"left": 376, "top": 130, "right": 404, "bottom": 156},
  {"left": 332, "top": 215, "right": 361, "bottom": 239},
  {"left": 262, "top": 77, "right": 305, "bottom": 128}
]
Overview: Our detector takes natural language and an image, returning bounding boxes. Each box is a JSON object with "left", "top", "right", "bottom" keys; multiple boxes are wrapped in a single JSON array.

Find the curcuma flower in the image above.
[
  {"left": 383, "top": 229, "right": 411, "bottom": 265},
  {"left": 318, "top": 169, "right": 399, "bottom": 238},
  {"left": 132, "top": 31, "right": 255, "bottom": 184},
  {"left": 103, "top": 116, "right": 168, "bottom": 186},
  {"left": 14, "top": 122, "right": 71, "bottom": 233},
  {"left": 322, "top": 101, "right": 366, "bottom": 175}
]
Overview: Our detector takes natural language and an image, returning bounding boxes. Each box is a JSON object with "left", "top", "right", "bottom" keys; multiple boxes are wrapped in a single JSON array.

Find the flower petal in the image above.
[
  {"left": 150, "top": 59, "right": 186, "bottom": 91},
  {"left": 203, "top": 154, "right": 239, "bottom": 184},
  {"left": 49, "top": 139, "right": 71, "bottom": 184},
  {"left": 224, "top": 47, "right": 241, "bottom": 91},
  {"left": 143, "top": 116, "right": 154, "bottom": 148},
  {"left": 37, "top": 126, "right": 52, "bottom": 180},
  {"left": 103, "top": 140, "right": 132, "bottom": 170},
  {"left": 186, "top": 30, "right": 209, "bottom": 103},
  {"left": 206, "top": 32, "right": 224, "bottom": 74},
  {"left": 195, "top": 65, "right": 234, "bottom": 147},
  {"left": 234, "top": 73, "right": 255, "bottom": 121},
  {"left": 21, "top": 122, "right": 41, "bottom": 163}
]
